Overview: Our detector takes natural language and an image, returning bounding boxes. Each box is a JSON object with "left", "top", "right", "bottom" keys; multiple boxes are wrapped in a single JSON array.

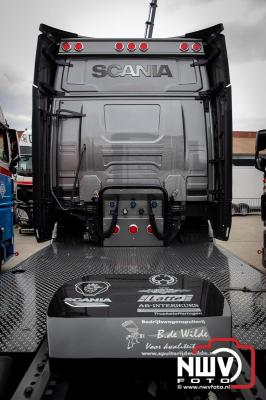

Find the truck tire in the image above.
[
  {"left": 13, "top": 211, "right": 17, "bottom": 225},
  {"left": 232, "top": 204, "right": 238, "bottom": 215},
  {"left": 239, "top": 203, "right": 249, "bottom": 216}
]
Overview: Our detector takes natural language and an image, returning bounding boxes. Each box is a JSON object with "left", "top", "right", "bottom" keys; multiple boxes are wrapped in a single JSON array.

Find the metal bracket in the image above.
[
  {"left": 42, "top": 48, "right": 73, "bottom": 67},
  {"left": 191, "top": 44, "right": 221, "bottom": 68},
  {"left": 39, "top": 82, "right": 65, "bottom": 97},
  {"left": 49, "top": 109, "right": 86, "bottom": 119},
  {"left": 11, "top": 340, "right": 50, "bottom": 400},
  {"left": 208, "top": 189, "right": 224, "bottom": 195},
  {"left": 191, "top": 58, "right": 208, "bottom": 67},
  {"left": 209, "top": 158, "right": 225, "bottom": 164},
  {"left": 195, "top": 84, "right": 224, "bottom": 113},
  {"left": 198, "top": 82, "right": 225, "bottom": 99}
]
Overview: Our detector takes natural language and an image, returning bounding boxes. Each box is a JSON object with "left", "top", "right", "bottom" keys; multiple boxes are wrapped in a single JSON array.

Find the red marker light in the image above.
[
  {"left": 114, "top": 225, "right": 120, "bottom": 234},
  {"left": 115, "top": 42, "right": 124, "bottom": 52},
  {"left": 192, "top": 42, "right": 202, "bottom": 52},
  {"left": 127, "top": 42, "right": 136, "bottom": 52},
  {"left": 146, "top": 225, "right": 154, "bottom": 234},
  {"left": 179, "top": 42, "right": 189, "bottom": 52},
  {"left": 74, "top": 42, "right": 84, "bottom": 52},
  {"left": 139, "top": 42, "right": 149, "bottom": 52},
  {"left": 129, "top": 224, "right": 138, "bottom": 234},
  {"left": 61, "top": 42, "right": 71, "bottom": 52}
]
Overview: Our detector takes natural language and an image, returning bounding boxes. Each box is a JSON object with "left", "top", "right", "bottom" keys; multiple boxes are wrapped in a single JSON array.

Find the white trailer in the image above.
[{"left": 232, "top": 165, "right": 263, "bottom": 214}]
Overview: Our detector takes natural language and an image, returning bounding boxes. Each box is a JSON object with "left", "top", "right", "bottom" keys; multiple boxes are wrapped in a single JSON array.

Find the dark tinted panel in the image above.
[{"left": 62, "top": 58, "right": 202, "bottom": 93}]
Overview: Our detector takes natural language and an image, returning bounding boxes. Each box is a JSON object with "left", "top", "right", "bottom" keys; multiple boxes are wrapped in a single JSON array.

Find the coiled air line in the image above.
[{"left": 147, "top": 195, "right": 180, "bottom": 243}]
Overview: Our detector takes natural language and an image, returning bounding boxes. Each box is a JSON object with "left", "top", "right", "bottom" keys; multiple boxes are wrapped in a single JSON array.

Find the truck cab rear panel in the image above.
[{"left": 32, "top": 24, "right": 231, "bottom": 243}]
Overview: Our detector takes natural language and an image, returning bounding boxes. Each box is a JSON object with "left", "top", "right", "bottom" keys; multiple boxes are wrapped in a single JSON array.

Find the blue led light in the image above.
[
  {"left": 151, "top": 200, "right": 157, "bottom": 208},
  {"left": 130, "top": 200, "right": 136, "bottom": 208}
]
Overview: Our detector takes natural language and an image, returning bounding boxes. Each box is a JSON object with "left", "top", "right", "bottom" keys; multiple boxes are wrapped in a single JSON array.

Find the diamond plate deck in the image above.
[{"left": 0, "top": 240, "right": 266, "bottom": 352}]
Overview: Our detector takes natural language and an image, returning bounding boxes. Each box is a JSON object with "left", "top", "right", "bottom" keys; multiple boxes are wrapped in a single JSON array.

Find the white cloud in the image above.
[
  {"left": 0, "top": 0, "right": 265, "bottom": 130},
  {"left": 0, "top": 64, "right": 32, "bottom": 129},
  {"left": 5, "top": 112, "right": 31, "bottom": 123}
]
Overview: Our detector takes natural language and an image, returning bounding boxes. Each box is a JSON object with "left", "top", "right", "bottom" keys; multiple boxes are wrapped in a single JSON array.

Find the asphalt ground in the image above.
[
  {"left": 217, "top": 215, "right": 265, "bottom": 273},
  {"left": 2, "top": 215, "right": 265, "bottom": 273}
]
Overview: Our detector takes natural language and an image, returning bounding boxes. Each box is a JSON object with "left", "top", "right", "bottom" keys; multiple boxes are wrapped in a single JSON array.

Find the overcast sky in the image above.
[{"left": 0, "top": 0, "right": 265, "bottom": 131}]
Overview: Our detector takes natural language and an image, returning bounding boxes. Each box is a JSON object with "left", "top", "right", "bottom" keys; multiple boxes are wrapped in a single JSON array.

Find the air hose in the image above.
[
  {"left": 96, "top": 197, "right": 119, "bottom": 239},
  {"left": 147, "top": 195, "right": 180, "bottom": 243}
]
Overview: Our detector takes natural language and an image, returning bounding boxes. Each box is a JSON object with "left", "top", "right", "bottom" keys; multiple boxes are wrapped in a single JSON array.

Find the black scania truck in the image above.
[{"left": 1, "top": 15, "right": 266, "bottom": 400}]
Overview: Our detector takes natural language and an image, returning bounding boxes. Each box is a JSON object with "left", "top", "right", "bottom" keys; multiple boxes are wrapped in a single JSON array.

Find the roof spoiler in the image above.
[
  {"left": 39, "top": 22, "right": 224, "bottom": 43},
  {"left": 184, "top": 23, "right": 224, "bottom": 41},
  {"left": 39, "top": 24, "right": 79, "bottom": 40}
]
